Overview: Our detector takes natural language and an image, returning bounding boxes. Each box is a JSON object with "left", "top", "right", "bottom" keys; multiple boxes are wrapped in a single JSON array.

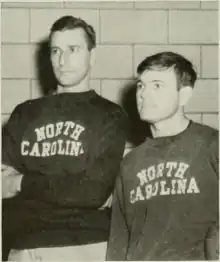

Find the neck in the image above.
[
  {"left": 150, "top": 110, "right": 190, "bottom": 138},
  {"left": 56, "top": 75, "right": 90, "bottom": 94}
]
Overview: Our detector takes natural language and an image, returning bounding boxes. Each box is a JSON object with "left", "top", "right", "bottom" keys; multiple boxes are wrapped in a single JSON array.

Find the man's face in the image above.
[
  {"left": 50, "top": 28, "right": 93, "bottom": 88},
  {"left": 136, "top": 67, "right": 181, "bottom": 123}
]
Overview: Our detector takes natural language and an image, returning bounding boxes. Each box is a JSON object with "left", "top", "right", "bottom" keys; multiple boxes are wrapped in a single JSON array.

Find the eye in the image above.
[
  {"left": 69, "top": 46, "right": 80, "bottom": 53},
  {"left": 50, "top": 48, "right": 60, "bottom": 55},
  {"left": 137, "top": 81, "right": 144, "bottom": 90},
  {"left": 153, "top": 82, "right": 163, "bottom": 89}
]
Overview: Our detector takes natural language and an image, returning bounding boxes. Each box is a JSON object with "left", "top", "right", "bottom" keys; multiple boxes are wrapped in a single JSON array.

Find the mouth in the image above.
[
  {"left": 60, "top": 70, "right": 72, "bottom": 73},
  {"left": 137, "top": 102, "right": 143, "bottom": 112},
  {"left": 137, "top": 98, "right": 143, "bottom": 108},
  {"left": 138, "top": 101, "right": 156, "bottom": 112},
  {"left": 59, "top": 71, "right": 76, "bottom": 77}
]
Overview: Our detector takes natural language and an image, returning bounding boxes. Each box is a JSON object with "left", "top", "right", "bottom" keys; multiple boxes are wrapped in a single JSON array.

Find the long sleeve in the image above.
[
  {"left": 20, "top": 111, "right": 128, "bottom": 208},
  {"left": 204, "top": 131, "right": 219, "bottom": 260},
  {"left": 2, "top": 105, "right": 23, "bottom": 168},
  {"left": 209, "top": 131, "right": 219, "bottom": 177},
  {"left": 106, "top": 175, "right": 129, "bottom": 260}
]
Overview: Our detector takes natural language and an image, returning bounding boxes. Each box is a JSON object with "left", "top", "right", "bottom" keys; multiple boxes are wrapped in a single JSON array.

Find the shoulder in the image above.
[
  {"left": 121, "top": 142, "right": 147, "bottom": 172},
  {"left": 92, "top": 94, "right": 128, "bottom": 124},
  {"left": 7, "top": 98, "right": 38, "bottom": 120},
  {"left": 7, "top": 97, "right": 50, "bottom": 126},
  {"left": 190, "top": 123, "right": 218, "bottom": 170},
  {"left": 93, "top": 95, "right": 125, "bottom": 114},
  {"left": 13, "top": 97, "right": 47, "bottom": 112},
  {"left": 189, "top": 122, "right": 218, "bottom": 144}
]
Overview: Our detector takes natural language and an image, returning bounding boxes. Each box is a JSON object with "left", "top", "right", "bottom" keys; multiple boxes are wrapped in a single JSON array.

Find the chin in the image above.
[
  {"left": 140, "top": 113, "right": 160, "bottom": 124},
  {"left": 58, "top": 79, "right": 80, "bottom": 87}
]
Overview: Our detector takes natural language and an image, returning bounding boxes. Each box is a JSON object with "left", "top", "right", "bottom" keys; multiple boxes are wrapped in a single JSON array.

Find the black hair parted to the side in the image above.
[
  {"left": 137, "top": 52, "right": 197, "bottom": 88},
  {"left": 49, "top": 15, "right": 96, "bottom": 50}
]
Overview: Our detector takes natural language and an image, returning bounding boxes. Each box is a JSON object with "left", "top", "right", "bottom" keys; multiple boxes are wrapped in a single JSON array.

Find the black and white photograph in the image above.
[{"left": 1, "top": 0, "right": 219, "bottom": 261}]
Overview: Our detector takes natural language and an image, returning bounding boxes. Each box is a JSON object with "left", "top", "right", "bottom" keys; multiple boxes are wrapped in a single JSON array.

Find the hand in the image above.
[
  {"left": 99, "top": 194, "right": 112, "bottom": 210},
  {"left": 205, "top": 224, "right": 219, "bottom": 260},
  {"left": 2, "top": 164, "right": 23, "bottom": 199}
]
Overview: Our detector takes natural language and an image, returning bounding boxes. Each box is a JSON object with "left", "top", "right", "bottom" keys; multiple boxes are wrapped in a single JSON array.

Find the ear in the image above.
[
  {"left": 89, "top": 47, "right": 96, "bottom": 68},
  {"left": 179, "top": 86, "right": 193, "bottom": 107}
]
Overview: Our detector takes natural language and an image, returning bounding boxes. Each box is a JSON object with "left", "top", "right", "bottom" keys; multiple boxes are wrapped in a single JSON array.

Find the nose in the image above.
[
  {"left": 136, "top": 87, "right": 144, "bottom": 106},
  {"left": 139, "top": 87, "right": 145, "bottom": 99},
  {"left": 59, "top": 51, "right": 67, "bottom": 66},
  {"left": 138, "top": 86, "right": 146, "bottom": 100},
  {"left": 138, "top": 85, "right": 154, "bottom": 101}
]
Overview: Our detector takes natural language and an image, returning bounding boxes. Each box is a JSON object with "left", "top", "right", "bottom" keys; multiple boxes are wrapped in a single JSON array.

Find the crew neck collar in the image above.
[
  {"left": 146, "top": 120, "right": 193, "bottom": 144},
  {"left": 52, "top": 89, "right": 97, "bottom": 99}
]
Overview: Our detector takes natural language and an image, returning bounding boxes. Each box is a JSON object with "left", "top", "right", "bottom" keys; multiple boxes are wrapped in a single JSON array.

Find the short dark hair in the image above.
[
  {"left": 49, "top": 15, "right": 96, "bottom": 50},
  {"left": 137, "top": 52, "right": 197, "bottom": 88}
]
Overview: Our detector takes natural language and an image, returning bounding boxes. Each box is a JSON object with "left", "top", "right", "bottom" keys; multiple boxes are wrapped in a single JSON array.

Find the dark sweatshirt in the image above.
[
  {"left": 2, "top": 90, "right": 128, "bottom": 249},
  {"left": 106, "top": 122, "right": 218, "bottom": 261}
]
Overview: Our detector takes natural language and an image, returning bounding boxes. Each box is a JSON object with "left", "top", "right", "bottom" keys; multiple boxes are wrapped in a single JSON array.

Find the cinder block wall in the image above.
[{"left": 2, "top": 1, "right": 219, "bottom": 147}]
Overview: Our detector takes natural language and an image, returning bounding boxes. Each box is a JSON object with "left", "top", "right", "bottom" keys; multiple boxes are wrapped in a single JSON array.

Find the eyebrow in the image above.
[
  {"left": 50, "top": 45, "right": 80, "bottom": 49},
  {"left": 136, "top": 79, "right": 143, "bottom": 86},
  {"left": 137, "top": 79, "right": 164, "bottom": 84},
  {"left": 68, "top": 44, "right": 80, "bottom": 47},
  {"left": 50, "top": 46, "right": 60, "bottom": 49},
  {"left": 151, "top": 80, "right": 164, "bottom": 83}
]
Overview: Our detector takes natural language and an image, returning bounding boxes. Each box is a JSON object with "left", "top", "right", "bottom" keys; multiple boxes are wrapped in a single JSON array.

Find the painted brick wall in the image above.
[{"left": 2, "top": 1, "right": 219, "bottom": 145}]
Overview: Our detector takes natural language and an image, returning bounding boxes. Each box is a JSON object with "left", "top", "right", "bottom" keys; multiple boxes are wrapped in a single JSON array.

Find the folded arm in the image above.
[{"left": 2, "top": 105, "right": 25, "bottom": 199}]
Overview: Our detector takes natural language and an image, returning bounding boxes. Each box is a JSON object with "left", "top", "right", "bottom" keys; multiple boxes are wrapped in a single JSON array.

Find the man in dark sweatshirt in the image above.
[
  {"left": 2, "top": 15, "right": 127, "bottom": 261},
  {"left": 106, "top": 52, "right": 219, "bottom": 261}
]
